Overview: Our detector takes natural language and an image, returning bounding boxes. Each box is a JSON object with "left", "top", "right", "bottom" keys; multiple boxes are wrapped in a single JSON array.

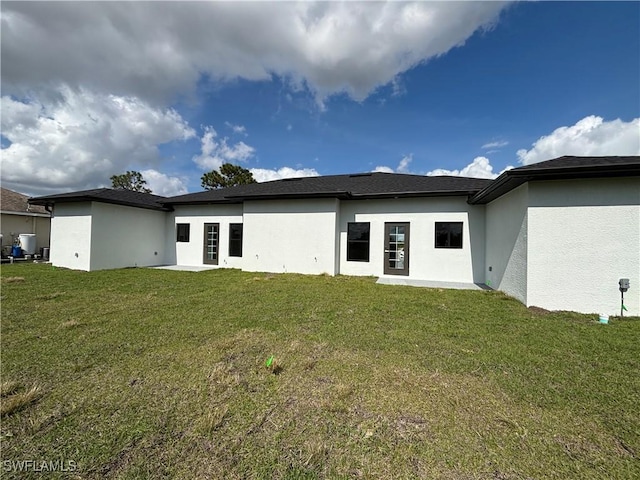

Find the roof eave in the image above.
[
  {"left": 29, "top": 196, "right": 172, "bottom": 212},
  {"left": 469, "top": 162, "right": 640, "bottom": 204}
]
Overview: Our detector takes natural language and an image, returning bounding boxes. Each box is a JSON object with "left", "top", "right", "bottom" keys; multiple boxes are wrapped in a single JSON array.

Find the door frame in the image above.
[
  {"left": 203, "top": 223, "right": 220, "bottom": 265},
  {"left": 383, "top": 222, "right": 410, "bottom": 276}
]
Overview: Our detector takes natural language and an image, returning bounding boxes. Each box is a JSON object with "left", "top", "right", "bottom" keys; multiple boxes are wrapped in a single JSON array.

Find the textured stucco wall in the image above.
[
  {"left": 49, "top": 202, "right": 93, "bottom": 271},
  {"left": 89, "top": 202, "right": 166, "bottom": 270},
  {"left": 169, "top": 204, "right": 244, "bottom": 268},
  {"left": 338, "top": 197, "right": 485, "bottom": 283},
  {"left": 242, "top": 198, "right": 339, "bottom": 275},
  {"left": 485, "top": 184, "right": 528, "bottom": 304},
  {"left": 527, "top": 177, "right": 640, "bottom": 316}
]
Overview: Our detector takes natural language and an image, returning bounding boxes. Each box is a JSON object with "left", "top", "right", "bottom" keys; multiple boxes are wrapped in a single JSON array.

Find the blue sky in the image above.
[{"left": 1, "top": 1, "right": 639, "bottom": 196}]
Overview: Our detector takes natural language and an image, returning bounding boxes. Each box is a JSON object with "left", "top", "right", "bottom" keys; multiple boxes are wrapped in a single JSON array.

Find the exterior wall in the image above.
[
  {"left": 168, "top": 204, "right": 244, "bottom": 268},
  {"left": 89, "top": 202, "right": 166, "bottom": 270},
  {"left": 339, "top": 197, "right": 485, "bottom": 283},
  {"left": 49, "top": 203, "right": 93, "bottom": 271},
  {"left": 527, "top": 178, "right": 640, "bottom": 316},
  {"left": 242, "top": 198, "right": 339, "bottom": 275},
  {"left": 1, "top": 213, "right": 51, "bottom": 252},
  {"left": 485, "top": 184, "right": 528, "bottom": 304}
]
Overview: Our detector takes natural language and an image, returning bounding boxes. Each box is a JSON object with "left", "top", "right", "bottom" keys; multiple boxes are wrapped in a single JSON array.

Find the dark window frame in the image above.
[
  {"left": 347, "top": 222, "right": 370, "bottom": 262},
  {"left": 435, "top": 222, "right": 463, "bottom": 249},
  {"left": 228, "top": 223, "right": 243, "bottom": 257},
  {"left": 176, "top": 223, "right": 190, "bottom": 242}
]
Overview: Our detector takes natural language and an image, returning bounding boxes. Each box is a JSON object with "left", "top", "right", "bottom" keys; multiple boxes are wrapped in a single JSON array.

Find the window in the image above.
[
  {"left": 347, "top": 222, "right": 370, "bottom": 262},
  {"left": 435, "top": 222, "right": 463, "bottom": 248},
  {"left": 176, "top": 223, "right": 190, "bottom": 242},
  {"left": 229, "top": 223, "right": 243, "bottom": 257}
]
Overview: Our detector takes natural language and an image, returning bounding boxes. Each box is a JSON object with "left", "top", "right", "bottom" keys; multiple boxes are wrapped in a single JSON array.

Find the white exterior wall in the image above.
[
  {"left": 49, "top": 203, "right": 93, "bottom": 271},
  {"left": 339, "top": 197, "right": 485, "bottom": 283},
  {"left": 527, "top": 178, "right": 640, "bottom": 316},
  {"left": 168, "top": 204, "right": 244, "bottom": 268},
  {"left": 1, "top": 213, "right": 51, "bottom": 252},
  {"left": 242, "top": 199, "right": 339, "bottom": 275},
  {"left": 89, "top": 202, "right": 166, "bottom": 270},
  {"left": 485, "top": 184, "right": 529, "bottom": 304}
]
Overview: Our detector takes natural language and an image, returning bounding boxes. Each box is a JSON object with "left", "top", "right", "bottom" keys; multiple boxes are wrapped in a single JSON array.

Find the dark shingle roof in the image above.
[
  {"left": 469, "top": 156, "right": 640, "bottom": 204},
  {"left": 29, "top": 188, "right": 171, "bottom": 211},
  {"left": 167, "top": 173, "right": 492, "bottom": 205},
  {"left": 1, "top": 188, "right": 50, "bottom": 215}
]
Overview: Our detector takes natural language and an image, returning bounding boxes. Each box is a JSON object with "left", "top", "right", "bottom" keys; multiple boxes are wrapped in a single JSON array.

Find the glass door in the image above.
[
  {"left": 384, "top": 222, "right": 409, "bottom": 275},
  {"left": 203, "top": 223, "right": 219, "bottom": 265}
]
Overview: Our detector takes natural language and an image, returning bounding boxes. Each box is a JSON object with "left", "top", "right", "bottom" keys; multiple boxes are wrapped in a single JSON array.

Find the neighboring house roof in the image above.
[
  {"left": 1, "top": 188, "right": 50, "bottom": 215},
  {"left": 167, "top": 172, "right": 493, "bottom": 205},
  {"left": 29, "top": 188, "right": 172, "bottom": 212},
  {"left": 469, "top": 156, "right": 640, "bottom": 204}
]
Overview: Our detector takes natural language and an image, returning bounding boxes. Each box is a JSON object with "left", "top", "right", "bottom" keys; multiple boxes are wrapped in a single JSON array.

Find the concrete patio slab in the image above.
[
  {"left": 376, "top": 277, "right": 491, "bottom": 291},
  {"left": 149, "top": 265, "right": 218, "bottom": 272}
]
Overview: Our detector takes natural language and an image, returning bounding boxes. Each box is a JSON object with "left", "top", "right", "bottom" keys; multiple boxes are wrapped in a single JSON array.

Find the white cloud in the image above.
[
  {"left": 140, "top": 169, "right": 188, "bottom": 197},
  {"left": 374, "top": 154, "right": 413, "bottom": 174},
  {"left": 192, "top": 126, "right": 256, "bottom": 171},
  {"left": 250, "top": 167, "right": 319, "bottom": 183},
  {"left": 517, "top": 116, "right": 640, "bottom": 165},
  {"left": 397, "top": 154, "right": 412, "bottom": 173},
  {"left": 481, "top": 140, "right": 509, "bottom": 149},
  {"left": 225, "top": 121, "right": 247, "bottom": 136},
  {"left": 1, "top": 2, "right": 510, "bottom": 105},
  {"left": 0, "top": 88, "right": 195, "bottom": 195},
  {"left": 427, "top": 156, "right": 513, "bottom": 179}
]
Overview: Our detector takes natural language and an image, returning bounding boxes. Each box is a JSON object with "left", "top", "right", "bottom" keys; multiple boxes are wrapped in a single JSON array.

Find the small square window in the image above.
[
  {"left": 229, "top": 223, "right": 243, "bottom": 257},
  {"left": 435, "top": 222, "right": 463, "bottom": 248},
  {"left": 176, "top": 223, "right": 190, "bottom": 242},
  {"left": 347, "top": 222, "right": 370, "bottom": 262}
]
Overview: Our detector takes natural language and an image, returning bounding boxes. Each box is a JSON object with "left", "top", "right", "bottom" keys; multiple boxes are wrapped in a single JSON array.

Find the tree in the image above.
[
  {"left": 201, "top": 163, "right": 257, "bottom": 190},
  {"left": 110, "top": 171, "right": 152, "bottom": 193}
]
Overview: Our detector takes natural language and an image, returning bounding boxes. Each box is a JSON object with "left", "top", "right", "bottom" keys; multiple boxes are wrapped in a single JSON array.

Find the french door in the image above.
[
  {"left": 384, "top": 222, "right": 410, "bottom": 276},
  {"left": 203, "top": 223, "right": 219, "bottom": 265}
]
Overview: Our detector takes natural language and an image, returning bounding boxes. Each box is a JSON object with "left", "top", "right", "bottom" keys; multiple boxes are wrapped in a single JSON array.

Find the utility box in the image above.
[{"left": 619, "top": 278, "right": 630, "bottom": 292}]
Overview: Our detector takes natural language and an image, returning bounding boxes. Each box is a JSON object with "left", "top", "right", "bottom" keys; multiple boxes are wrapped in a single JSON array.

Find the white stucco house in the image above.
[{"left": 30, "top": 156, "right": 639, "bottom": 316}]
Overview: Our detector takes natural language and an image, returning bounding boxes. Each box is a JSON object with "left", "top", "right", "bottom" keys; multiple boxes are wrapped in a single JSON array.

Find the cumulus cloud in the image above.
[
  {"left": 517, "top": 116, "right": 640, "bottom": 165},
  {"left": 373, "top": 166, "right": 395, "bottom": 173},
  {"left": 192, "top": 126, "right": 256, "bottom": 171},
  {"left": 374, "top": 154, "right": 413, "bottom": 174},
  {"left": 1, "top": 2, "right": 510, "bottom": 104},
  {"left": 427, "top": 156, "right": 513, "bottom": 179},
  {"left": 140, "top": 169, "right": 188, "bottom": 197},
  {"left": 250, "top": 167, "right": 319, "bottom": 183},
  {"left": 0, "top": 88, "right": 195, "bottom": 195}
]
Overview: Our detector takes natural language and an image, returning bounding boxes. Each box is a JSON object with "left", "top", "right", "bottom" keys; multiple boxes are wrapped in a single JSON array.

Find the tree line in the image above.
[{"left": 110, "top": 163, "right": 256, "bottom": 193}]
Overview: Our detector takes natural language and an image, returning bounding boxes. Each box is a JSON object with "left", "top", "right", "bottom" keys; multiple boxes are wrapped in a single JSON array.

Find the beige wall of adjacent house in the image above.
[
  {"left": 168, "top": 204, "right": 244, "bottom": 268},
  {"left": 339, "top": 197, "right": 485, "bottom": 283},
  {"left": 526, "top": 177, "right": 640, "bottom": 316},
  {"left": 1, "top": 213, "right": 51, "bottom": 252},
  {"left": 484, "top": 184, "right": 529, "bottom": 305},
  {"left": 242, "top": 198, "right": 339, "bottom": 275},
  {"left": 49, "top": 202, "right": 93, "bottom": 271}
]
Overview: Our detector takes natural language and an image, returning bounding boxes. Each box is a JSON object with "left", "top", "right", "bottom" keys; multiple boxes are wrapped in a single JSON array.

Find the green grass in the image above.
[{"left": 1, "top": 264, "right": 638, "bottom": 479}]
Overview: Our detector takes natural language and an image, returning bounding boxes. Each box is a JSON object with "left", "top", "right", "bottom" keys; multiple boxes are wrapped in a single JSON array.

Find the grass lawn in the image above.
[{"left": 1, "top": 264, "right": 639, "bottom": 479}]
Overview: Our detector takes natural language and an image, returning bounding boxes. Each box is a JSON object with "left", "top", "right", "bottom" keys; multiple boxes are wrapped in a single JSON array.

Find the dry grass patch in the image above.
[
  {"left": 2, "top": 276, "right": 24, "bottom": 283},
  {"left": 1, "top": 384, "right": 43, "bottom": 417}
]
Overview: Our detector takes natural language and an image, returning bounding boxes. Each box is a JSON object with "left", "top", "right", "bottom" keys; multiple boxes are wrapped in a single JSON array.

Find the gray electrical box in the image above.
[{"left": 619, "top": 278, "right": 630, "bottom": 291}]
